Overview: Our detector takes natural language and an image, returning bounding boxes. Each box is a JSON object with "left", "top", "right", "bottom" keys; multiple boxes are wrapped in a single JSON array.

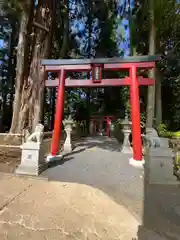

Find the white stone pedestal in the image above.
[
  {"left": 63, "top": 119, "right": 74, "bottom": 153},
  {"left": 16, "top": 142, "right": 46, "bottom": 176}
]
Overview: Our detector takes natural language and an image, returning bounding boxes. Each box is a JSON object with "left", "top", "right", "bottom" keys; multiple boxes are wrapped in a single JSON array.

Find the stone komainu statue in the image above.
[{"left": 24, "top": 124, "right": 44, "bottom": 143}]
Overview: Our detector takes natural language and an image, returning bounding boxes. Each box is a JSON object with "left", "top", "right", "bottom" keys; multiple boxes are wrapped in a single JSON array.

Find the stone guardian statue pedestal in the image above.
[{"left": 16, "top": 124, "right": 46, "bottom": 176}]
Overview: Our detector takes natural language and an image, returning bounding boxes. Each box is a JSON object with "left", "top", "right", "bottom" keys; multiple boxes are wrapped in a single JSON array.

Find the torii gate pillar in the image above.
[
  {"left": 51, "top": 69, "right": 65, "bottom": 156},
  {"left": 130, "top": 65, "right": 142, "bottom": 162}
]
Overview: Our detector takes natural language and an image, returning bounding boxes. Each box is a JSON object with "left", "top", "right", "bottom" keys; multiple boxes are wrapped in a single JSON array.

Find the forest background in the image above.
[{"left": 0, "top": 0, "right": 180, "bottom": 137}]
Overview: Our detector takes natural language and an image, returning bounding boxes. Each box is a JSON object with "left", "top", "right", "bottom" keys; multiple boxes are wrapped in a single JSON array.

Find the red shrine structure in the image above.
[
  {"left": 41, "top": 55, "right": 160, "bottom": 162},
  {"left": 90, "top": 115, "right": 116, "bottom": 137}
]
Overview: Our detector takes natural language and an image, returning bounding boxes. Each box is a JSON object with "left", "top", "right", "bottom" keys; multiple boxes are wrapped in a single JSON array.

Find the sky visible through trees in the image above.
[
  {"left": 69, "top": 0, "right": 134, "bottom": 57},
  {"left": 0, "top": 0, "right": 135, "bottom": 116},
  {"left": 0, "top": 0, "right": 134, "bottom": 67}
]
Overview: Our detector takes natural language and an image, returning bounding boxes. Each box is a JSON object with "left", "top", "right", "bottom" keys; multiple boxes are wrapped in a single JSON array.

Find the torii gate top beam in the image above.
[
  {"left": 41, "top": 55, "right": 161, "bottom": 71},
  {"left": 41, "top": 55, "right": 160, "bottom": 66},
  {"left": 41, "top": 55, "right": 161, "bottom": 87}
]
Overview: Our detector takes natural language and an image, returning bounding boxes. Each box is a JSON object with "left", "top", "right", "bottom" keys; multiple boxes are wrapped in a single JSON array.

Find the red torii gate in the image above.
[{"left": 41, "top": 55, "right": 160, "bottom": 162}]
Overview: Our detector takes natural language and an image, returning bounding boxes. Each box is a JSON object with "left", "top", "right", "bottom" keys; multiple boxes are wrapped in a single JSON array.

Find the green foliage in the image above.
[
  {"left": 122, "top": 99, "right": 146, "bottom": 128},
  {"left": 157, "top": 123, "right": 180, "bottom": 139},
  {"left": 113, "top": 118, "right": 124, "bottom": 143},
  {"left": 157, "top": 123, "right": 168, "bottom": 133},
  {"left": 173, "top": 151, "right": 180, "bottom": 181},
  {"left": 96, "top": 0, "right": 117, "bottom": 57},
  {"left": 163, "top": 64, "right": 180, "bottom": 130},
  {"left": 174, "top": 152, "right": 180, "bottom": 170},
  {"left": 124, "top": 99, "right": 131, "bottom": 118},
  {"left": 172, "top": 131, "right": 180, "bottom": 139},
  {"left": 2, "top": 0, "right": 24, "bottom": 19},
  {"left": 157, "top": 123, "right": 172, "bottom": 138},
  {"left": 140, "top": 113, "right": 146, "bottom": 129}
]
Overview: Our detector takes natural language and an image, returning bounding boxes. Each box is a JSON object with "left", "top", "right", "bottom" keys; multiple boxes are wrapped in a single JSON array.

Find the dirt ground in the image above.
[
  {"left": 0, "top": 135, "right": 21, "bottom": 173},
  {"left": 0, "top": 135, "right": 52, "bottom": 173},
  {"left": 0, "top": 132, "right": 85, "bottom": 174},
  {"left": 0, "top": 174, "right": 141, "bottom": 240}
]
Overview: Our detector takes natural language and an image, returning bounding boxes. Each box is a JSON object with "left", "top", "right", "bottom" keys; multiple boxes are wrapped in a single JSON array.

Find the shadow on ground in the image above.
[
  {"left": 43, "top": 136, "right": 180, "bottom": 239},
  {"left": 74, "top": 136, "right": 122, "bottom": 152}
]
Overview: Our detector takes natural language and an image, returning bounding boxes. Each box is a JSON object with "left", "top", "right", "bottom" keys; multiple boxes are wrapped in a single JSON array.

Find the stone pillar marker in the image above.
[
  {"left": 16, "top": 124, "right": 46, "bottom": 176},
  {"left": 98, "top": 117, "right": 103, "bottom": 136},
  {"left": 63, "top": 118, "right": 74, "bottom": 153},
  {"left": 121, "top": 117, "right": 132, "bottom": 154},
  {"left": 89, "top": 120, "right": 94, "bottom": 135}
]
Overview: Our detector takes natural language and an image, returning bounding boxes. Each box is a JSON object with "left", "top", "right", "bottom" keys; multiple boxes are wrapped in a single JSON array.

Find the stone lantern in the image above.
[
  {"left": 121, "top": 116, "right": 133, "bottom": 154},
  {"left": 63, "top": 116, "right": 74, "bottom": 153}
]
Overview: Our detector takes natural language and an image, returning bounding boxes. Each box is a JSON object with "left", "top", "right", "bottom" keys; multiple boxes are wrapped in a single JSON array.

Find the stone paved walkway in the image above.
[
  {"left": 44, "top": 137, "right": 145, "bottom": 220},
  {"left": 43, "top": 136, "right": 180, "bottom": 240}
]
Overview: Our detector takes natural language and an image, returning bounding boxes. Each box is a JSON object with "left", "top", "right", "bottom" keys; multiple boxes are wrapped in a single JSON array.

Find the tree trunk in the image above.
[
  {"left": 155, "top": 68, "right": 162, "bottom": 125},
  {"left": 9, "top": 0, "right": 69, "bottom": 135},
  {"left": 9, "top": 0, "right": 35, "bottom": 134},
  {"left": 16, "top": 0, "right": 56, "bottom": 134},
  {"left": 146, "top": 0, "right": 156, "bottom": 128},
  {"left": 60, "top": 0, "right": 69, "bottom": 58}
]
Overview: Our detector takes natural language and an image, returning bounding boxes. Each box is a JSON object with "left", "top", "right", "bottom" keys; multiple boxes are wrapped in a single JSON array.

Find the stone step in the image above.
[
  {"left": 159, "top": 137, "right": 169, "bottom": 148},
  {"left": 138, "top": 226, "right": 167, "bottom": 240},
  {"left": 149, "top": 148, "right": 174, "bottom": 158},
  {"left": 147, "top": 155, "right": 178, "bottom": 184}
]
